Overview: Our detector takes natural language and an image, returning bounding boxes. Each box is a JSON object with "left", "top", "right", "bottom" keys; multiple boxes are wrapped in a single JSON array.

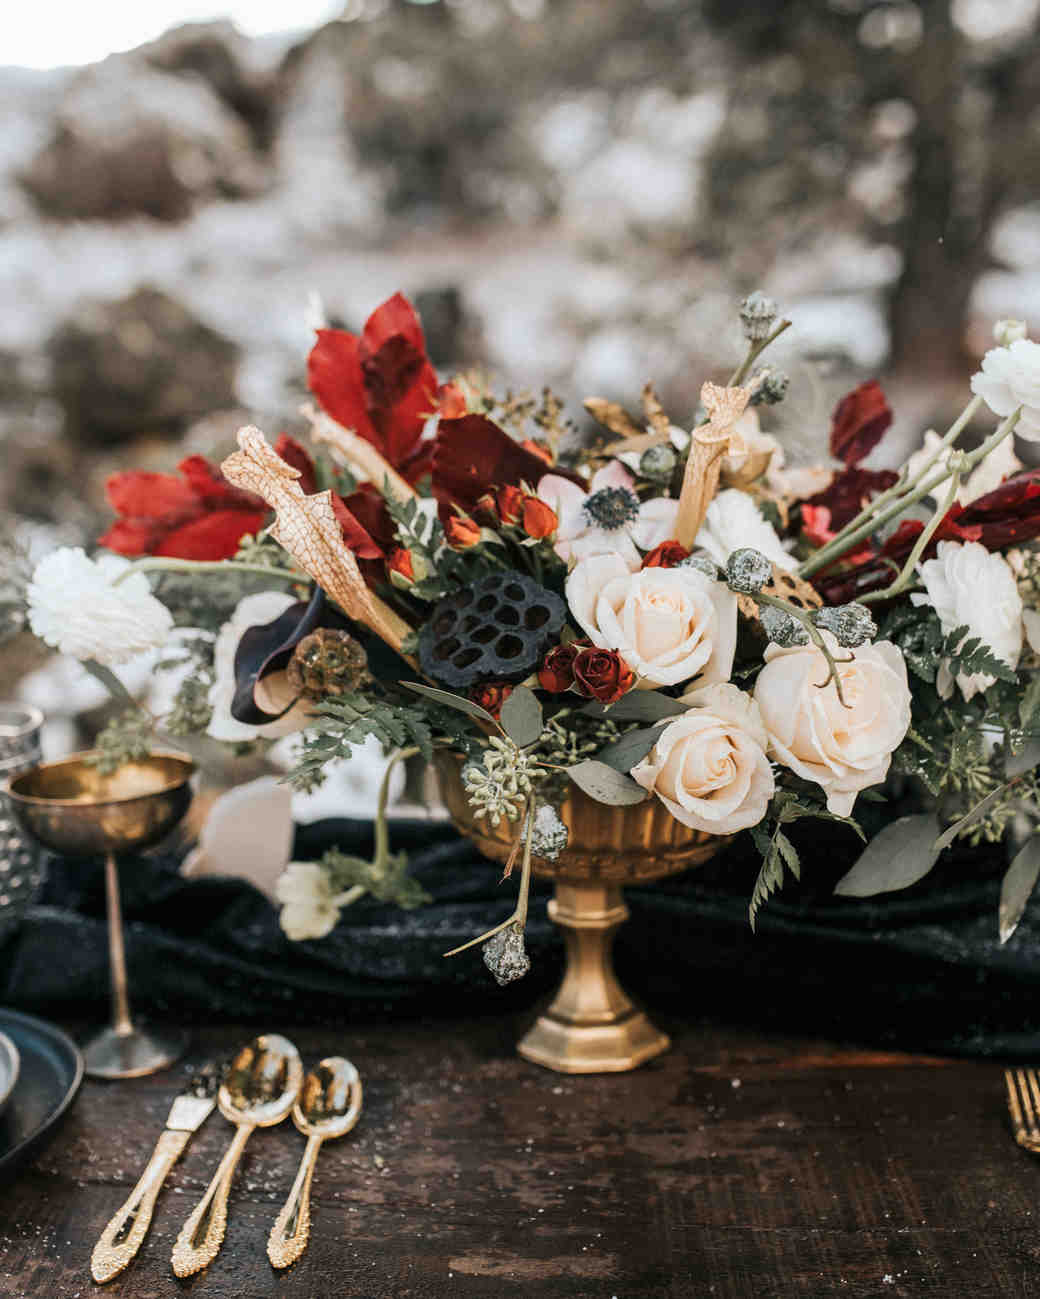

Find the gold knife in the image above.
[{"left": 91, "top": 1066, "right": 220, "bottom": 1283}]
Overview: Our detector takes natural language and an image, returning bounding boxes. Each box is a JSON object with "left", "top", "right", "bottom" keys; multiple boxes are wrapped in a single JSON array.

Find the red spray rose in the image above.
[
  {"left": 521, "top": 497, "right": 558, "bottom": 539},
  {"left": 470, "top": 683, "right": 513, "bottom": 719},
  {"left": 572, "top": 648, "right": 635, "bottom": 703},
  {"left": 445, "top": 515, "right": 481, "bottom": 548},
  {"left": 538, "top": 642, "right": 583, "bottom": 693},
  {"left": 642, "top": 540, "right": 690, "bottom": 569}
]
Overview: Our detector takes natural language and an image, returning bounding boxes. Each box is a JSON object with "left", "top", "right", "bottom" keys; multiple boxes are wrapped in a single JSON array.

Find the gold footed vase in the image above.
[{"left": 437, "top": 755, "right": 725, "bottom": 1074}]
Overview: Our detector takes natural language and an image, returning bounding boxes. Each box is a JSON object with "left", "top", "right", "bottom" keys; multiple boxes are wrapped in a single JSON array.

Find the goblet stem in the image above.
[{"left": 104, "top": 852, "right": 134, "bottom": 1038}]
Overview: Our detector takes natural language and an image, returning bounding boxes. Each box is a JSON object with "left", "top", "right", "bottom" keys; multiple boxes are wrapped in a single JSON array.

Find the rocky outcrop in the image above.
[{"left": 47, "top": 287, "right": 239, "bottom": 445}]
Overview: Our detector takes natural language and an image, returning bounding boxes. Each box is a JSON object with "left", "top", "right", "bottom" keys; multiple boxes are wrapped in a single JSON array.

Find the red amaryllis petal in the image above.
[
  {"left": 830, "top": 380, "right": 893, "bottom": 467},
  {"left": 273, "top": 434, "right": 318, "bottom": 495},
  {"left": 957, "top": 470, "right": 1040, "bottom": 549},
  {"left": 433, "top": 415, "right": 582, "bottom": 512},
  {"left": 343, "top": 483, "right": 396, "bottom": 550},
  {"left": 178, "top": 456, "right": 265, "bottom": 510},
  {"left": 360, "top": 290, "right": 427, "bottom": 357},
  {"left": 154, "top": 508, "right": 269, "bottom": 561},
  {"left": 307, "top": 328, "right": 378, "bottom": 444},
  {"left": 330, "top": 493, "right": 383, "bottom": 559},
  {"left": 96, "top": 518, "right": 165, "bottom": 556},
  {"left": 105, "top": 471, "right": 198, "bottom": 524},
  {"left": 396, "top": 434, "right": 436, "bottom": 486},
  {"left": 804, "top": 465, "right": 899, "bottom": 530}
]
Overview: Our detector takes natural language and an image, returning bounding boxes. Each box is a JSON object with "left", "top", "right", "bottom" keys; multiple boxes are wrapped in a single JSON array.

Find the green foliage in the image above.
[
  {"left": 159, "top": 636, "right": 215, "bottom": 736},
  {"left": 233, "top": 531, "right": 296, "bottom": 572},
  {"left": 87, "top": 709, "right": 155, "bottom": 775},
  {"left": 321, "top": 846, "right": 431, "bottom": 910},
  {"left": 880, "top": 605, "right": 1017, "bottom": 687},
  {"left": 384, "top": 484, "right": 501, "bottom": 601},
  {"left": 748, "top": 787, "right": 862, "bottom": 928},
  {"left": 286, "top": 692, "right": 439, "bottom": 792}
]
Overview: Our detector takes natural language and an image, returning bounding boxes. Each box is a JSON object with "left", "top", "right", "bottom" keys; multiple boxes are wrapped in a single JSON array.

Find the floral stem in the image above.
[
  {"left": 373, "top": 746, "right": 420, "bottom": 866},
  {"left": 112, "top": 557, "right": 302, "bottom": 586},
  {"left": 859, "top": 471, "right": 963, "bottom": 605},
  {"left": 752, "top": 592, "right": 854, "bottom": 707},
  {"left": 799, "top": 405, "right": 1020, "bottom": 579},
  {"left": 443, "top": 799, "right": 536, "bottom": 958},
  {"left": 81, "top": 660, "right": 139, "bottom": 709},
  {"left": 332, "top": 884, "right": 366, "bottom": 909},
  {"left": 727, "top": 319, "right": 792, "bottom": 388}
]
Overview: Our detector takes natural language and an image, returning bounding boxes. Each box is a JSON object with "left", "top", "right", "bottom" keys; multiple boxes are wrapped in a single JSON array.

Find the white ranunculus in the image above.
[
  {"left": 971, "top": 338, "right": 1040, "bottom": 441},
  {"left": 565, "top": 553, "right": 737, "bottom": 688},
  {"left": 208, "top": 591, "right": 313, "bottom": 741},
  {"left": 632, "top": 683, "right": 775, "bottom": 834},
  {"left": 753, "top": 633, "right": 912, "bottom": 817},
  {"left": 538, "top": 461, "right": 678, "bottom": 570},
  {"left": 911, "top": 541, "right": 1022, "bottom": 700},
  {"left": 694, "top": 488, "right": 795, "bottom": 571},
  {"left": 275, "top": 862, "right": 341, "bottom": 941},
  {"left": 26, "top": 547, "right": 173, "bottom": 666}
]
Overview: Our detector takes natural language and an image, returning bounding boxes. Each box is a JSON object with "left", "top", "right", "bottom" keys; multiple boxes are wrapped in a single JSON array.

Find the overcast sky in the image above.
[{"left": 4, "top": 2, "right": 344, "bottom": 68}]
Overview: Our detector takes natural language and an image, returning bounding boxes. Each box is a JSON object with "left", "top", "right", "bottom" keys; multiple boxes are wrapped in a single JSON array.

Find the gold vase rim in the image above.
[{"left": 6, "top": 750, "right": 196, "bottom": 808}]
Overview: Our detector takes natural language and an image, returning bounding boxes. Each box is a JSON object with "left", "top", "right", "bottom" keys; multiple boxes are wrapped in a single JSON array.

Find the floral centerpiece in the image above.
[{"left": 12, "top": 293, "right": 1040, "bottom": 1002}]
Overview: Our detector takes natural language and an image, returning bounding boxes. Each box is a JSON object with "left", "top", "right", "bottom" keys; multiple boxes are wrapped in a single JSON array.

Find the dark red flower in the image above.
[
  {"left": 99, "top": 456, "right": 268, "bottom": 560},
  {"left": 432, "top": 414, "right": 582, "bottom": 513},
  {"left": 307, "top": 292, "right": 441, "bottom": 484},
  {"left": 470, "top": 682, "right": 513, "bottom": 719},
  {"left": 804, "top": 465, "right": 900, "bottom": 530},
  {"left": 956, "top": 469, "right": 1040, "bottom": 550},
  {"left": 572, "top": 648, "right": 635, "bottom": 704},
  {"left": 537, "top": 642, "right": 583, "bottom": 693},
  {"left": 830, "top": 380, "right": 893, "bottom": 467},
  {"left": 642, "top": 540, "right": 690, "bottom": 569},
  {"left": 521, "top": 438, "right": 553, "bottom": 465}
]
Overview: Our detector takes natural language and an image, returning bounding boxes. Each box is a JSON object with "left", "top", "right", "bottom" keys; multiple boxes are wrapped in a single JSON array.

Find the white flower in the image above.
[
  {"left": 694, "top": 488, "right": 795, "bottom": 571},
  {"left": 275, "top": 862, "right": 341, "bottom": 941},
  {"left": 208, "top": 591, "right": 313, "bottom": 742},
  {"left": 565, "top": 553, "right": 737, "bottom": 688},
  {"left": 994, "top": 319, "right": 1027, "bottom": 347},
  {"left": 631, "top": 683, "right": 774, "bottom": 834},
  {"left": 911, "top": 541, "right": 1022, "bottom": 700},
  {"left": 971, "top": 338, "right": 1040, "bottom": 441},
  {"left": 537, "top": 461, "right": 678, "bottom": 570},
  {"left": 753, "top": 633, "right": 912, "bottom": 816},
  {"left": 26, "top": 547, "right": 173, "bottom": 666}
]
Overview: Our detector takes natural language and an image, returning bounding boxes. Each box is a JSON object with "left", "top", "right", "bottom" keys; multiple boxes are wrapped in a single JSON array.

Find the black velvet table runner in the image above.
[{"left": 1, "top": 816, "right": 1037, "bottom": 1059}]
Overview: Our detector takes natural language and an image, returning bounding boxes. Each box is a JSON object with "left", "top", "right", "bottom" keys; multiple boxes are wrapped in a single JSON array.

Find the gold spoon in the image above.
[
  {"left": 171, "top": 1034, "right": 302, "bottom": 1277},
  {"left": 267, "top": 1057, "right": 363, "bottom": 1269}
]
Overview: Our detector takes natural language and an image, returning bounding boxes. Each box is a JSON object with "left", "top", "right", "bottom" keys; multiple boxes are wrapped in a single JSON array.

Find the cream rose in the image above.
[
  {"left": 631, "top": 683, "right": 775, "bottom": 834},
  {"left": 753, "top": 634, "right": 911, "bottom": 816},
  {"left": 565, "top": 553, "right": 737, "bottom": 688}
]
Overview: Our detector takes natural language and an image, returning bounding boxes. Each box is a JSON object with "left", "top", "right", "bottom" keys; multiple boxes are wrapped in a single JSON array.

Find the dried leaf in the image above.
[
  {"left": 999, "top": 834, "right": 1040, "bottom": 944},
  {"left": 302, "top": 403, "right": 417, "bottom": 504},
  {"left": 641, "top": 382, "right": 671, "bottom": 435},
  {"left": 222, "top": 426, "right": 413, "bottom": 657},
  {"left": 675, "top": 381, "right": 751, "bottom": 548},
  {"left": 833, "top": 814, "right": 941, "bottom": 898},
  {"left": 583, "top": 397, "right": 644, "bottom": 440}
]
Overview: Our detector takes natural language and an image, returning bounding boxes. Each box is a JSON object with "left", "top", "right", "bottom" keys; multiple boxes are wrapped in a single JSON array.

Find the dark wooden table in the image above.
[{"left": 0, "top": 1012, "right": 1035, "bottom": 1298}]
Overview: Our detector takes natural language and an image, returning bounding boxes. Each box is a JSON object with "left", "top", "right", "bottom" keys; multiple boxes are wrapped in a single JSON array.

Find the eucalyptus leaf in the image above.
[
  {"left": 999, "top": 834, "right": 1040, "bottom": 944},
  {"left": 400, "top": 681, "right": 498, "bottom": 727},
  {"left": 934, "top": 780, "right": 1016, "bottom": 851},
  {"left": 833, "top": 814, "right": 941, "bottom": 898},
  {"left": 594, "top": 723, "right": 667, "bottom": 773},
  {"left": 499, "top": 686, "right": 543, "bottom": 748},
  {"left": 583, "top": 692, "right": 687, "bottom": 723},
  {"left": 566, "top": 760, "right": 648, "bottom": 806}
]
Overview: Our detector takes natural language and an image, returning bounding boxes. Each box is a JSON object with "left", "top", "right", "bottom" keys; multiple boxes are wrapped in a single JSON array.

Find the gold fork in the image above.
[{"left": 1004, "top": 1068, "right": 1040, "bottom": 1149}]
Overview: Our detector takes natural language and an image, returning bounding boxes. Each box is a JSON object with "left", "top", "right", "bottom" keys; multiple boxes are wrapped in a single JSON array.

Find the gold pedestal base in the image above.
[{"left": 517, "top": 882, "right": 670, "bottom": 1074}]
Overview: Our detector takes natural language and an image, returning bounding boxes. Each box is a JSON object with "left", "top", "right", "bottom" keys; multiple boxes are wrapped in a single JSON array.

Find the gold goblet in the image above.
[
  {"left": 437, "top": 754, "right": 726, "bottom": 1074},
  {"left": 6, "top": 751, "right": 196, "bottom": 1079}
]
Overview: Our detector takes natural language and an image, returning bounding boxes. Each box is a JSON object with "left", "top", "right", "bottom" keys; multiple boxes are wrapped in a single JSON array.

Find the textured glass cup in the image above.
[{"left": 0, "top": 705, "right": 45, "bottom": 945}]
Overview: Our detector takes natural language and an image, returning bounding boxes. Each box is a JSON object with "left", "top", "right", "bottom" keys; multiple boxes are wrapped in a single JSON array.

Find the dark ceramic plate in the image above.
[
  {"left": 0, "top": 1030, "right": 19, "bottom": 1117},
  {"left": 0, "top": 1009, "right": 83, "bottom": 1180}
]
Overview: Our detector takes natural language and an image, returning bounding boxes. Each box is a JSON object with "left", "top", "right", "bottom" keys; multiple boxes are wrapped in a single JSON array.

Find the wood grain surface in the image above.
[{"left": 0, "top": 1014, "right": 1034, "bottom": 1298}]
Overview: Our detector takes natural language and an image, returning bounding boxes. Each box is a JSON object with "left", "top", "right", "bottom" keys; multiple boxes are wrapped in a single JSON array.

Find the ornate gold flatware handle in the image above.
[
  {"left": 91, "top": 1128, "right": 191, "bottom": 1283},
  {"left": 267, "top": 1132, "right": 324, "bottom": 1269},
  {"left": 171, "top": 1122, "right": 254, "bottom": 1278}
]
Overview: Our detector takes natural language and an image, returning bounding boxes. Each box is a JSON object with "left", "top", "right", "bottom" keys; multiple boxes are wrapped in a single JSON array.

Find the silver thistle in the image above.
[
  {"left": 530, "top": 802, "right": 569, "bottom": 861},
  {"left": 482, "top": 926, "right": 531, "bottom": 986},
  {"left": 759, "top": 603, "right": 809, "bottom": 647},
  {"left": 812, "top": 603, "right": 876, "bottom": 649},
  {"left": 726, "top": 547, "right": 773, "bottom": 595},
  {"left": 740, "top": 291, "right": 779, "bottom": 342}
]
